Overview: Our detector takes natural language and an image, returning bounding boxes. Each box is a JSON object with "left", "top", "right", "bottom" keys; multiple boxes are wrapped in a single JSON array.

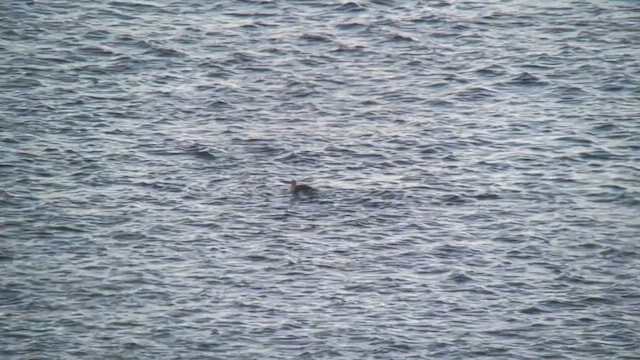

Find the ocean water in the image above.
[{"left": 1, "top": 0, "right": 639, "bottom": 359}]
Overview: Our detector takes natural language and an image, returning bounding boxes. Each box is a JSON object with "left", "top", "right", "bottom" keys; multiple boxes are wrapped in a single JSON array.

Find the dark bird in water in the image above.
[{"left": 282, "top": 180, "right": 316, "bottom": 195}]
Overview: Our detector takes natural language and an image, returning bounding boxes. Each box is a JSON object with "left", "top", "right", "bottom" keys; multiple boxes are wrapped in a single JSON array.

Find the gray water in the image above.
[{"left": 1, "top": 0, "right": 639, "bottom": 359}]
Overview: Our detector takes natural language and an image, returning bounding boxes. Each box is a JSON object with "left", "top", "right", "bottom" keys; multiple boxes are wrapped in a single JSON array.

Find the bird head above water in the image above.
[{"left": 281, "top": 180, "right": 315, "bottom": 194}]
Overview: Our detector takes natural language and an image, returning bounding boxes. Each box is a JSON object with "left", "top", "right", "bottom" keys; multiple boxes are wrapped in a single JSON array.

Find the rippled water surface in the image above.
[{"left": 2, "top": 0, "right": 639, "bottom": 358}]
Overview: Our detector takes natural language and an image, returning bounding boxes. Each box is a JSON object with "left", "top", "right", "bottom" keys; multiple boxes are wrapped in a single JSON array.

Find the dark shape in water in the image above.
[{"left": 282, "top": 180, "right": 316, "bottom": 195}]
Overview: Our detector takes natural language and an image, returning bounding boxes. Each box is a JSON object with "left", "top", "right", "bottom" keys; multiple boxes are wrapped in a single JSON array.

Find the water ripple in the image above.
[{"left": 1, "top": 0, "right": 639, "bottom": 359}]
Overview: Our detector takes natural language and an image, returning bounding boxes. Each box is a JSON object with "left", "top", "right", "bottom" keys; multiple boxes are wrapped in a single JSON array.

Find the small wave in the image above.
[
  {"left": 474, "top": 192, "right": 499, "bottom": 200},
  {"left": 447, "top": 272, "right": 474, "bottom": 283},
  {"left": 109, "top": 1, "right": 158, "bottom": 9},
  {"left": 388, "top": 34, "right": 417, "bottom": 42},
  {"left": 335, "top": 2, "right": 367, "bottom": 12},
  {"left": 0, "top": 289, "right": 22, "bottom": 306},
  {"left": 424, "top": 99, "right": 453, "bottom": 107},
  {"left": 578, "top": 149, "right": 623, "bottom": 160},
  {"left": 553, "top": 136, "right": 594, "bottom": 145},
  {"left": 431, "top": 31, "right": 457, "bottom": 38},
  {"left": 335, "top": 22, "right": 366, "bottom": 30},
  {"left": 0, "top": 250, "right": 12, "bottom": 261},
  {"left": 223, "top": 51, "right": 257, "bottom": 65},
  {"left": 330, "top": 44, "right": 368, "bottom": 54},
  {"left": 143, "top": 46, "right": 185, "bottom": 58},
  {"left": 549, "top": 85, "right": 591, "bottom": 103},
  {"left": 194, "top": 148, "right": 218, "bottom": 160},
  {"left": 410, "top": 14, "right": 445, "bottom": 24},
  {"left": 519, "top": 306, "right": 545, "bottom": 315},
  {"left": 578, "top": 296, "right": 615, "bottom": 305},
  {"left": 1, "top": 136, "right": 19, "bottom": 144},
  {"left": 453, "top": 87, "right": 496, "bottom": 101},
  {"left": 83, "top": 29, "right": 112, "bottom": 40},
  {"left": 506, "top": 72, "right": 547, "bottom": 86},
  {"left": 591, "top": 123, "right": 616, "bottom": 132},
  {"left": 539, "top": 299, "right": 582, "bottom": 310},
  {"left": 206, "top": 99, "right": 231, "bottom": 109},
  {"left": 474, "top": 64, "right": 508, "bottom": 77},
  {"left": 5, "top": 77, "right": 42, "bottom": 89},
  {"left": 127, "top": 38, "right": 186, "bottom": 58},
  {"left": 599, "top": 84, "right": 626, "bottom": 92},
  {"left": 299, "top": 33, "right": 334, "bottom": 43},
  {"left": 77, "top": 45, "right": 116, "bottom": 57}
]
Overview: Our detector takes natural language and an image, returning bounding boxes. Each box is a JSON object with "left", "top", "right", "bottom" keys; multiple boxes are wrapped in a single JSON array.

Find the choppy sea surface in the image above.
[{"left": 1, "top": 1, "right": 639, "bottom": 359}]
